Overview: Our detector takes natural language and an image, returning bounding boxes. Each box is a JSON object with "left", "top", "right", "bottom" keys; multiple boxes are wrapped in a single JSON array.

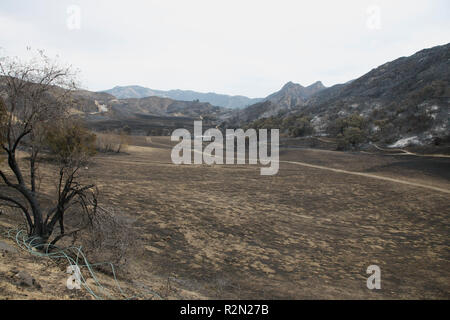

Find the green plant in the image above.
[{"left": 343, "top": 127, "right": 366, "bottom": 146}]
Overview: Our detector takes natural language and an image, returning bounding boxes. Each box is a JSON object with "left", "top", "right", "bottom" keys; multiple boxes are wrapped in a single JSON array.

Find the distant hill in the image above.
[
  {"left": 103, "top": 96, "right": 229, "bottom": 119},
  {"left": 0, "top": 80, "right": 232, "bottom": 135},
  {"left": 66, "top": 92, "right": 232, "bottom": 135},
  {"left": 79, "top": 95, "right": 230, "bottom": 135},
  {"left": 102, "top": 85, "right": 263, "bottom": 109}
]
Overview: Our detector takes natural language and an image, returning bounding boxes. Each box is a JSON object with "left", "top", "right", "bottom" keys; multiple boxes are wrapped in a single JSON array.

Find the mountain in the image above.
[
  {"left": 102, "top": 85, "right": 160, "bottom": 99},
  {"left": 229, "top": 43, "right": 450, "bottom": 149},
  {"left": 102, "top": 85, "right": 263, "bottom": 109},
  {"left": 3, "top": 43, "right": 448, "bottom": 148},
  {"left": 307, "top": 45, "right": 449, "bottom": 107},
  {"left": 226, "top": 81, "right": 327, "bottom": 122},
  {"left": 266, "top": 81, "right": 326, "bottom": 107},
  {"left": 303, "top": 43, "right": 450, "bottom": 141},
  {"left": 101, "top": 96, "right": 229, "bottom": 119}
]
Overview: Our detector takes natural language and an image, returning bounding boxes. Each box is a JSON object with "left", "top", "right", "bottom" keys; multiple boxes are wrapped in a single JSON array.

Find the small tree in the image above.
[
  {"left": 0, "top": 51, "right": 97, "bottom": 247},
  {"left": 328, "top": 113, "right": 366, "bottom": 136},
  {"left": 343, "top": 127, "right": 365, "bottom": 147}
]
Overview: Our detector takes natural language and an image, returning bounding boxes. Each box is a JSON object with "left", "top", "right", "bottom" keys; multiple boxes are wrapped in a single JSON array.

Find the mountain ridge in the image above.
[
  {"left": 266, "top": 81, "right": 327, "bottom": 108},
  {"left": 101, "top": 85, "right": 263, "bottom": 109},
  {"left": 226, "top": 43, "right": 449, "bottom": 149}
]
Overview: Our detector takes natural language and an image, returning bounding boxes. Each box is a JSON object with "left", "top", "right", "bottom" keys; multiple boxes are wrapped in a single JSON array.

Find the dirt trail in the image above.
[
  {"left": 281, "top": 160, "right": 450, "bottom": 194},
  {"left": 188, "top": 147, "right": 450, "bottom": 195},
  {"left": 372, "top": 144, "right": 450, "bottom": 158}
]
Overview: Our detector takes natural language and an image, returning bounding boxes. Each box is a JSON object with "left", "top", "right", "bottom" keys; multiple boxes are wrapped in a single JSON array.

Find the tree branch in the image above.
[
  {"left": 0, "top": 195, "right": 33, "bottom": 230},
  {"left": 12, "top": 129, "right": 32, "bottom": 153}
]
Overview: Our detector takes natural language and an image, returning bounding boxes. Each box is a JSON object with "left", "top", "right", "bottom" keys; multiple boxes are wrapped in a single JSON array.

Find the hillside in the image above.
[
  {"left": 66, "top": 90, "right": 230, "bottom": 120},
  {"left": 0, "top": 219, "right": 203, "bottom": 300},
  {"left": 80, "top": 96, "right": 230, "bottom": 135},
  {"left": 102, "top": 85, "right": 263, "bottom": 109},
  {"left": 230, "top": 81, "right": 327, "bottom": 122},
  {"left": 0, "top": 79, "right": 231, "bottom": 136},
  {"left": 230, "top": 43, "right": 450, "bottom": 150},
  {"left": 74, "top": 94, "right": 228, "bottom": 120}
]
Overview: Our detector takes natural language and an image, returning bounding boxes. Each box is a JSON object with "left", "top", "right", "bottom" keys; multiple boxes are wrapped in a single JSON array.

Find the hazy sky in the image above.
[{"left": 1, "top": 0, "right": 449, "bottom": 97}]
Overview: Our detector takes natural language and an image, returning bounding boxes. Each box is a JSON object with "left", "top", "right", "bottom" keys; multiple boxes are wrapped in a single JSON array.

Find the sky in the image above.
[{"left": 0, "top": 0, "right": 449, "bottom": 98}]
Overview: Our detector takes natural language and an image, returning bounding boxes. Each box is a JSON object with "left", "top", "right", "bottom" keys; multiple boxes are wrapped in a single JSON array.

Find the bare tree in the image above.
[{"left": 0, "top": 50, "right": 97, "bottom": 247}]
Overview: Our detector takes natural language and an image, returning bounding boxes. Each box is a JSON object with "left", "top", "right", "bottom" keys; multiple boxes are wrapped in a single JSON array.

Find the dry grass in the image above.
[{"left": 1, "top": 136, "right": 449, "bottom": 299}]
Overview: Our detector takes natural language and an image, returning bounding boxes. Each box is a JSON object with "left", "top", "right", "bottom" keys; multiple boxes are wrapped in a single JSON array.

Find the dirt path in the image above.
[
  {"left": 189, "top": 148, "right": 450, "bottom": 194},
  {"left": 372, "top": 144, "right": 450, "bottom": 158},
  {"left": 281, "top": 160, "right": 450, "bottom": 194}
]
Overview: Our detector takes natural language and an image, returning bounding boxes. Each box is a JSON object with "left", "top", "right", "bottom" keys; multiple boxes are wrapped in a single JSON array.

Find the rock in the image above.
[
  {"left": 15, "top": 271, "right": 34, "bottom": 287},
  {"left": 0, "top": 241, "right": 18, "bottom": 254},
  {"left": 14, "top": 271, "right": 40, "bottom": 289}
]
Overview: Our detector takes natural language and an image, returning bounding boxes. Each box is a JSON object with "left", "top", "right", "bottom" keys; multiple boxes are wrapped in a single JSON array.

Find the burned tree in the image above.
[{"left": 0, "top": 51, "right": 97, "bottom": 247}]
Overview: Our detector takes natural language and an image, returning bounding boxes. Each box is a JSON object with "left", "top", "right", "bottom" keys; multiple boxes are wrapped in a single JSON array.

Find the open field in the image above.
[{"left": 1, "top": 136, "right": 449, "bottom": 299}]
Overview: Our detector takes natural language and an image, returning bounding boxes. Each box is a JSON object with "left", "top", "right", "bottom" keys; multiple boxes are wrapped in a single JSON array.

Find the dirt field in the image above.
[{"left": 1, "top": 136, "right": 449, "bottom": 299}]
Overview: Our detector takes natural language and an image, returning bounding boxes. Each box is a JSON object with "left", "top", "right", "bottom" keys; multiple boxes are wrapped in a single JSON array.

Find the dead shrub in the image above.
[
  {"left": 96, "top": 131, "right": 130, "bottom": 153},
  {"left": 78, "top": 205, "right": 136, "bottom": 275}
]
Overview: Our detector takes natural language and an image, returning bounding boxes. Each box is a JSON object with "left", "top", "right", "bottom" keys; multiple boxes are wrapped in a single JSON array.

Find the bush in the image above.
[
  {"left": 245, "top": 115, "right": 314, "bottom": 137},
  {"left": 288, "top": 116, "right": 314, "bottom": 137},
  {"left": 96, "top": 131, "right": 130, "bottom": 153},
  {"left": 343, "top": 127, "right": 366, "bottom": 146},
  {"left": 44, "top": 120, "right": 97, "bottom": 163},
  {"left": 328, "top": 114, "right": 368, "bottom": 150},
  {"left": 336, "top": 136, "right": 348, "bottom": 151},
  {"left": 79, "top": 205, "right": 136, "bottom": 273},
  {"left": 328, "top": 113, "right": 366, "bottom": 136}
]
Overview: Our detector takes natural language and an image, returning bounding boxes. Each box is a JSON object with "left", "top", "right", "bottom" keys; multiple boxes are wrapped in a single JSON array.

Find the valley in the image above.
[{"left": 3, "top": 136, "right": 448, "bottom": 299}]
